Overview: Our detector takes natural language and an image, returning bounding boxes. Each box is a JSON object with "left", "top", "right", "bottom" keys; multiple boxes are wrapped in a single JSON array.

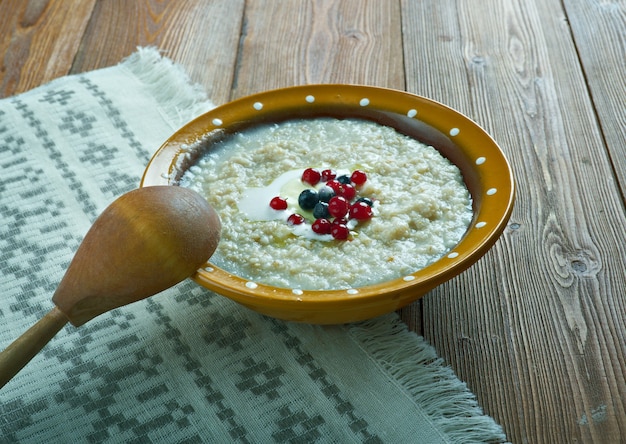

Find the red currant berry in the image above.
[
  {"left": 331, "top": 223, "right": 350, "bottom": 240},
  {"left": 321, "top": 169, "right": 336, "bottom": 182},
  {"left": 339, "top": 183, "right": 356, "bottom": 201},
  {"left": 328, "top": 196, "right": 350, "bottom": 218},
  {"left": 287, "top": 213, "right": 305, "bottom": 225},
  {"left": 269, "top": 196, "right": 288, "bottom": 210},
  {"left": 332, "top": 217, "right": 348, "bottom": 226},
  {"left": 349, "top": 201, "right": 373, "bottom": 220},
  {"left": 312, "top": 218, "right": 332, "bottom": 234},
  {"left": 350, "top": 170, "right": 367, "bottom": 185},
  {"left": 301, "top": 168, "right": 321, "bottom": 186},
  {"left": 326, "top": 179, "right": 343, "bottom": 194}
]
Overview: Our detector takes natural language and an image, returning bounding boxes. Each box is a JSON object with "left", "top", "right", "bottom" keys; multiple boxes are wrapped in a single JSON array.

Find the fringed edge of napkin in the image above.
[
  {"left": 119, "top": 47, "right": 214, "bottom": 127},
  {"left": 350, "top": 317, "right": 508, "bottom": 443}
]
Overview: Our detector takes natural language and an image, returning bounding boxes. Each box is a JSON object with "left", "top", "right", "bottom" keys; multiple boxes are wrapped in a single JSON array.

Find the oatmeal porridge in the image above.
[{"left": 179, "top": 117, "right": 472, "bottom": 290}]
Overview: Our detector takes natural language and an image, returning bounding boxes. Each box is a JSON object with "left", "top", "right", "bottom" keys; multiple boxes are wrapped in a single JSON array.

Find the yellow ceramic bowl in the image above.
[{"left": 141, "top": 85, "right": 514, "bottom": 324}]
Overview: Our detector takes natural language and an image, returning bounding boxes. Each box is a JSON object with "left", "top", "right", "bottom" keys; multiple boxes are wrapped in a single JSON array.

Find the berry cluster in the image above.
[{"left": 269, "top": 168, "right": 374, "bottom": 240}]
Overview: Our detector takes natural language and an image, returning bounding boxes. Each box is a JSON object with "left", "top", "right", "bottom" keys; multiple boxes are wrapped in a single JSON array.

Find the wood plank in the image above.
[
  {"left": 232, "top": 0, "right": 405, "bottom": 99},
  {"left": 401, "top": 0, "right": 626, "bottom": 442},
  {"left": 70, "top": 0, "right": 244, "bottom": 106},
  {"left": 0, "top": 0, "right": 97, "bottom": 97},
  {"left": 564, "top": 0, "right": 626, "bottom": 194}
]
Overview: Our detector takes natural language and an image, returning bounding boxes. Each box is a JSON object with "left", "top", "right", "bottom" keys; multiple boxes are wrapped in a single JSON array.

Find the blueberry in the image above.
[
  {"left": 298, "top": 189, "right": 319, "bottom": 210},
  {"left": 313, "top": 201, "right": 330, "bottom": 219},
  {"left": 356, "top": 197, "right": 374, "bottom": 207},
  {"left": 337, "top": 174, "right": 351, "bottom": 184},
  {"left": 318, "top": 186, "right": 335, "bottom": 203}
]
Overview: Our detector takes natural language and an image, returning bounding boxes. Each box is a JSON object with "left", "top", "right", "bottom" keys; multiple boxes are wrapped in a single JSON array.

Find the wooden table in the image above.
[{"left": 2, "top": 1, "right": 624, "bottom": 442}]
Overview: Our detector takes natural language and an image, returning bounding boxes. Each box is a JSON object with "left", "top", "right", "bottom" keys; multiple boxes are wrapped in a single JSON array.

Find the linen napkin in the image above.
[{"left": 0, "top": 47, "right": 506, "bottom": 443}]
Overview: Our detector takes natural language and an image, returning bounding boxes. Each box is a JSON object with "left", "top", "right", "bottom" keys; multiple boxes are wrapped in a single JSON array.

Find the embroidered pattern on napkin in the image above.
[{"left": 0, "top": 47, "right": 506, "bottom": 443}]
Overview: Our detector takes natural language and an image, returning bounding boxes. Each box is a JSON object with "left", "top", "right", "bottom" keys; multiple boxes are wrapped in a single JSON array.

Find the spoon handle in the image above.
[{"left": 0, "top": 307, "right": 68, "bottom": 389}]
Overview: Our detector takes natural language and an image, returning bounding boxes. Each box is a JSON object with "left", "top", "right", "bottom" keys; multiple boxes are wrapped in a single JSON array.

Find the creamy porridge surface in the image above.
[{"left": 180, "top": 118, "right": 472, "bottom": 291}]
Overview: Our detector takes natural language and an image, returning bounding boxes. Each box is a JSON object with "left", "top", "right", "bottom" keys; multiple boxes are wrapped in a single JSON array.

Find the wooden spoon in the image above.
[{"left": 0, "top": 186, "right": 221, "bottom": 388}]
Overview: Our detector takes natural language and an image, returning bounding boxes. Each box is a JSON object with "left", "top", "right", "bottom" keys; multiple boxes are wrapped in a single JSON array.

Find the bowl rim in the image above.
[{"left": 141, "top": 84, "right": 515, "bottom": 309}]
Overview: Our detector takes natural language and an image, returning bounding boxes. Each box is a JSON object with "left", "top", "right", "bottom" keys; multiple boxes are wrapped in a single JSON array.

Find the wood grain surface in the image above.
[
  {"left": 1, "top": 0, "right": 624, "bottom": 442},
  {"left": 564, "top": 0, "right": 626, "bottom": 194},
  {"left": 0, "top": 0, "right": 96, "bottom": 95},
  {"left": 403, "top": 1, "right": 626, "bottom": 442},
  {"left": 232, "top": 0, "right": 405, "bottom": 97}
]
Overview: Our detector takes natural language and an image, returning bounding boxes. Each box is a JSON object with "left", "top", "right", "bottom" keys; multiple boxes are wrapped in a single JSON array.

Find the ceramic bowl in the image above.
[{"left": 141, "top": 84, "right": 514, "bottom": 324}]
